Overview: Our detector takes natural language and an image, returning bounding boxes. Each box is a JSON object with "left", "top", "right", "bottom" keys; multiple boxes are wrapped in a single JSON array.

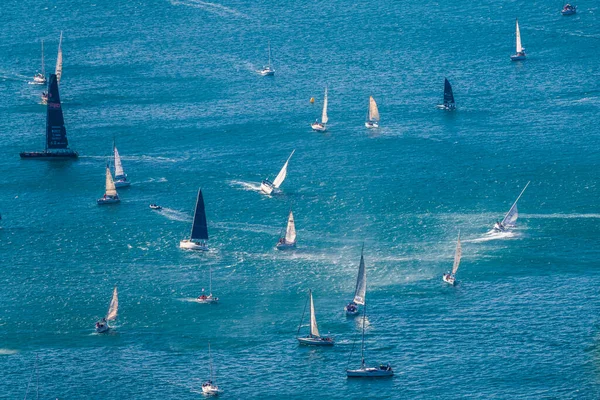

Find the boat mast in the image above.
[
  {"left": 296, "top": 290, "right": 310, "bottom": 337},
  {"left": 209, "top": 266, "right": 212, "bottom": 295},
  {"left": 41, "top": 40, "right": 45, "bottom": 76},
  {"left": 268, "top": 40, "right": 271, "bottom": 68},
  {"left": 360, "top": 303, "right": 367, "bottom": 368},
  {"left": 208, "top": 342, "right": 214, "bottom": 382},
  {"left": 503, "top": 181, "right": 530, "bottom": 222}
]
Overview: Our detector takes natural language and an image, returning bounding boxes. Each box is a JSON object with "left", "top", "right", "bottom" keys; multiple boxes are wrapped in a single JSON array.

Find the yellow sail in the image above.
[{"left": 105, "top": 166, "right": 118, "bottom": 197}]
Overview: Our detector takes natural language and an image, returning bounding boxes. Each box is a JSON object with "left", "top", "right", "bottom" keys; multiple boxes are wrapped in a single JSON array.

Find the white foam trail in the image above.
[
  {"left": 159, "top": 208, "right": 192, "bottom": 222},
  {"left": 467, "top": 231, "right": 516, "bottom": 243},
  {"left": 169, "top": 0, "right": 248, "bottom": 18},
  {"left": 0, "top": 349, "right": 18, "bottom": 355},
  {"left": 229, "top": 180, "right": 262, "bottom": 192},
  {"left": 522, "top": 213, "right": 600, "bottom": 219}
]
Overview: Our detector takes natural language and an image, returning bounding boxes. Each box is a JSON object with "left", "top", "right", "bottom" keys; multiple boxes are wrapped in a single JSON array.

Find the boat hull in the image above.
[
  {"left": 442, "top": 274, "right": 456, "bottom": 286},
  {"left": 346, "top": 367, "right": 394, "bottom": 378},
  {"left": 510, "top": 54, "right": 526, "bottom": 61},
  {"left": 311, "top": 123, "right": 327, "bottom": 132},
  {"left": 180, "top": 239, "right": 208, "bottom": 251},
  {"left": 95, "top": 324, "right": 110, "bottom": 334},
  {"left": 437, "top": 104, "right": 456, "bottom": 111},
  {"left": 97, "top": 196, "right": 120, "bottom": 205},
  {"left": 259, "top": 68, "right": 274, "bottom": 76},
  {"left": 20, "top": 150, "right": 78, "bottom": 159},
  {"left": 202, "top": 384, "right": 221, "bottom": 396},
  {"left": 196, "top": 295, "right": 218, "bottom": 304},
  {"left": 365, "top": 121, "right": 379, "bottom": 128},
  {"left": 297, "top": 336, "right": 334, "bottom": 346},
  {"left": 276, "top": 241, "right": 296, "bottom": 250},
  {"left": 114, "top": 180, "right": 130, "bottom": 188},
  {"left": 149, "top": 205, "right": 162, "bottom": 210},
  {"left": 260, "top": 181, "right": 274, "bottom": 195}
]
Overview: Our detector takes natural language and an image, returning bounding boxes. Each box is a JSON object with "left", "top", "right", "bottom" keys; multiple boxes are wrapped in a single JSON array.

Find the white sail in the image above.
[
  {"left": 353, "top": 251, "right": 367, "bottom": 305},
  {"left": 285, "top": 210, "right": 296, "bottom": 243},
  {"left": 105, "top": 166, "right": 118, "bottom": 197},
  {"left": 515, "top": 19, "right": 523, "bottom": 53},
  {"left": 501, "top": 181, "right": 530, "bottom": 227},
  {"left": 114, "top": 146, "right": 125, "bottom": 178},
  {"left": 106, "top": 287, "right": 118, "bottom": 321},
  {"left": 272, "top": 150, "right": 295, "bottom": 188},
  {"left": 309, "top": 290, "right": 320, "bottom": 337},
  {"left": 55, "top": 32, "right": 63, "bottom": 83},
  {"left": 321, "top": 88, "right": 328, "bottom": 124},
  {"left": 451, "top": 233, "right": 462, "bottom": 275},
  {"left": 368, "top": 96, "right": 380, "bottom": 122}
]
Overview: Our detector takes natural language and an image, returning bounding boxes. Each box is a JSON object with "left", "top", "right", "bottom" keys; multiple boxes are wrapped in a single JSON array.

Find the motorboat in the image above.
[{"left": 149, "top": 204, "right": 162, "bottom": 210}]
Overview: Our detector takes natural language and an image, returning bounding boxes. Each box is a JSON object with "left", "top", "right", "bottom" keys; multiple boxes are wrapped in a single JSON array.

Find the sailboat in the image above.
[
  {"left": 437, "top": 78, "right": 456, "bottom": 110},
  {"left": 113, "top": 142, "right": 130, "bottom": 187},
  {"left": 260, "top": 150, "right": 295, "bottom": 195},
  {"left": 201, "top": 343, "right": 222, "bottom": 396},
  {"left": 311, "top": 87, "right": 328, "bottom": 132},
  {"left": 443, "top": 232, "right": 462, "bottom": 286},
  {"left": 21, "top": 74, "right": 78, "bottom": 159},
  {"left": 276, "top": 210, "right": 296, "bottom": 249},
  {"left": 258, "top": 40, "right": 275, "bottom": 76},
  {"left": 346, "top": 304, "right": 393, "bottom": 378},
  {"left": 510, "top": 19, "right": 526, "bottom": 61},
  {"left": 180, "top": 189, "right": 209, "bottom": 251},
  {"left": 42, "top": 32, "right": 63, "bottom": 105},
  {"left": 197, "top": 265, "right": 219, "bottom": 303},
  {"left": 297, "top": 289, "right": 334, "bottom": 346},
  {"left": 364, "top": 96, "right": 380, "bottom": 128},
  {"left": 492, "top": 181, "right": 530, "bottom": 232},
  {"left": 97, "top": 164, "right": 120, "bottom": 205},
  {"left": 345, "top": 247, "right": 366, "bottom": 316},
  {"left": 95, "top": 287, "right": 118, "bottom": 333},
  {"left": 30, "top": 40, "right": 47, "bottom": 85}
]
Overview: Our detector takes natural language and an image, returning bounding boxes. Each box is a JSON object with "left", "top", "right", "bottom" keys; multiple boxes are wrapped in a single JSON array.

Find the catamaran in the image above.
[
  {"left": 97, "top": 165, "right": 120, "bottom": 205},
  {"left": 201, "top": 343, "right": 222, "bottom": 396},
  {"left": 258, "top": 40, "right": 275, "bottom": 76},
  {"left": 113, "top": 142, "right": 130, "bottom": 187},
  {"left": 20, "top": 74, "right": 78, "bottom": 159},
  {"left": 510, "top": 19, "right": 526, "bottom": 61},
  {"left": 297, "top": 289, "right": 334, "bottom": 346},
  {"left": 261, "top": 150, "right": 295, "bottom": 195},
  {"left": 197, "top": 265, "right": 219, "bottom": 303},
  {"left": 42, "top": 32, "right": 63, "bottom": 105},
  {"left": 492, "top": 181, "right": 530, "bottom": 232},
  {"left": 346, "top": 304, "right": 393, "bottom": 378},
  {"left": 311, "top": 87, "right": 328, "bottom": 132},
  {"left": 365, "top": 96, "right": 380, "bottom": 128},
  {"left": 345, "top": 247, "right": 366, "bottom": 316},
  {"left": 95, "top": 287, "right": 118, "bottom": 333},
  {"left": 276, "top": 210, "right": 296, "bottom": 249},
  {"left": 30, "top": 40, "right": 47, "bottom": 85},
  {"left": 437, "top": 78, "right": 456, "bottom": 110},
  {"left": 443, "top": 232, "right": 462, "bottom": 286},
  {"left": 180, "top": 189, "right": 209, "bottom": 251}
]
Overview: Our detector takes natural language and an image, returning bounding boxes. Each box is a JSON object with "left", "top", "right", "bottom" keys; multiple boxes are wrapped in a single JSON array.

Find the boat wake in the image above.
[
  {"left": 0, "top": 348, "right": 18, "bottom": 355},
  {"left": 229, "top": 180, "right": 262, "bottom": 192},
  {"left": 168, "top": 0, "right": 248, "bottom": 18},
  {"left": 467, "top": 230, "right": 516, "bottom": 243},
  {"left": 159, "top": 208, "right": 192, "bottom": 222}
]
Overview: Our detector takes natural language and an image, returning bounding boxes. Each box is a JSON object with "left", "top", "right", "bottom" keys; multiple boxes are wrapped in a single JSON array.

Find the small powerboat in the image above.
[
  {"left": 149, "top": 204, "right": 162, "bottom": 210},
  {"left": 347, "top": 364, "right": 394, "bottom": 378},
  {"left": 561, "top": 4, "right": 576, "bottom": 15}
]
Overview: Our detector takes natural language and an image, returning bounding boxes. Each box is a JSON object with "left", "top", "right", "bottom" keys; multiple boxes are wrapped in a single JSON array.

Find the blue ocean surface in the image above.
[{"left": 1, "top": 0, "right": 599, "bottom": 398}]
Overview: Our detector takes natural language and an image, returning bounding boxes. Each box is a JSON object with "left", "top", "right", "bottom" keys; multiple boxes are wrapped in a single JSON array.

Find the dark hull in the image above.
[{"left": 20, "top": 151, "right": 78, "bottom": 159}]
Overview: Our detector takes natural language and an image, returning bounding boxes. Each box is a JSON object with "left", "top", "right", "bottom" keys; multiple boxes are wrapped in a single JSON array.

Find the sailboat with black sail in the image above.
[
  {"left": 180, "top": 189, "right": 209, "bottom": 251},
  {"left": 345, "top": 247, "right": 366, "bottom": 316},
  {"left": 297, "top": 289, "right": 334, "bottom": 346},
  {"left": 276, "top": 210, "right": 296, "bottom": 249},
  {"left": 437, "top": 78, "right": 456, "bottom": 110},
  {"left": 21, "top": 74, "right": 78, "bottom": 159}
]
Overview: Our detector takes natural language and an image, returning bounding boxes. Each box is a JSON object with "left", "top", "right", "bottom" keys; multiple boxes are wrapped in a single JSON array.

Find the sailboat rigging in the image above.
[
  {"left": 493, "top": 181, "right": 530, "bottom": 232},
  {"left": 258, "top": 40, "right": 275, "bottom": 76},
  {"left": 345, "top": 246, "right": 366, "bottom": 316},
  {"left": 443, "top": 232, "right": 462, "bottom": 285}
]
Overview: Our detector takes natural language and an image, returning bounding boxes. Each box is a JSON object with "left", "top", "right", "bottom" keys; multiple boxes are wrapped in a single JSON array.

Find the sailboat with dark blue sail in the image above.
[
  {"left": 20, "top": 73, "right": 78, "bottom": 159},
  {"left": 180, "top": 189, "right": 209, "bottom": 251},
  {"left": 437, "top": 78, "right": 456, "bottom": 110}
]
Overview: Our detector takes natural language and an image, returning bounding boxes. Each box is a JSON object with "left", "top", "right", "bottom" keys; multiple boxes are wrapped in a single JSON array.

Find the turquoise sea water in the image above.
[{"left": 1, "top": 0, "right": 599, "bottom": 398}]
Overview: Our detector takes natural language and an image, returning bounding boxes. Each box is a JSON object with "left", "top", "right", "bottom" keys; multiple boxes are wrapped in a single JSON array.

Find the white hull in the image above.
[
  {"left": 311, "top": 122, "right": 326, "bottom": 132},
  {"left": 297, "top": 336, "right": 334, "bottom": 346},
  {"left": 97, "top": 196, "right": 120, "bottom": 205},
  {"left": 95, "top": 323, "right": 110, "bottom": 333},
  {"left": 179, "top": 239, "right": 208, "bottom": 251},
  {"left": 437, "top": 104, "right": 456, "bottom": 110},
  {"left": 114, "top": 180, "right": 130, "bottom": 188},
  {"left": 149, "top": 204, "right": 162, "bottom": 210},
  {"left": 259, "top": 68, "right": 274, "bottom": 76},
  {"left": 345, "top": 308, "right": 359, "bottom": 316},
  {"left": 196, "top": 295, "right": 219, "bottom": 304},
  {"left": 30, "top": 75, "right": 46, "bottom": 85},
  {"left": 346, "top": 367, "right": 394, "bottom": 378},
  {"left": 442, "top": 274, "right": 456, "bottom": 286},
  {"left": 365, "top": 121, "right": 379, "bottom": 128},
  {"left": 511, "top": 53, "right": 526, "bottom": 61},
  {"left": 260, "top": 181, "right": 274, "bottom": 195},
  {"left": 202, "top": 383, "right": 221, "bottom": 396}
]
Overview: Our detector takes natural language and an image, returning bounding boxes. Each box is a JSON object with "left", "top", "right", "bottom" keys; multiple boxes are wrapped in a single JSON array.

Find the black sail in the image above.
[
  {"left": 46, "top": 74, "right": 68, "bottom": 149},
  {"left": 443, "top": 78, "right": 455, "bottom": 106},
  {"left": 190, "top": 189, "right": 209, "bottom": 240}
]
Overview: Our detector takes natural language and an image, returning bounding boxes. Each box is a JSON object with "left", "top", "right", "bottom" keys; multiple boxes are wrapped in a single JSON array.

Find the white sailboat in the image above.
[
  {"left": 258, "top": 40, "right": 275, "bottom": 76},
  {"left": 197, "top": 265, "right": 219, "bottom": 303},
  {"left": 95, "top": 287, "right": 118, "bottom": 333},
  {"left": 113, "top": 143, "right": 130, "bottom": 188},
  {"left": 297, "top": 289, "right": 334, "bottom": 346},
  {"left": 346, "top": 304, "right": 393, "bottom": 378},
  {"left": 201, "top": 343, "right": 222, "bottom": 396},
  {"left": 42, "top": 32, "right": 63, "bottom": 105},
  {"left": 492, "top": 181, "right": 530, "bottom": 232},
  {"left": 345, "top": 247, "right": 366, "bottom": 316},
  {"left": 510, "top": 19, "right": 526, "bottom": 61},
  {"left": 260, "top": 150, "right": 295, "bottom": 195},
  {"left": 30, "top": 40, "right": 47, "bottom": 85},
  {"left": 180, "top": 189, "right": 209, "bottom": 251},
  {"left": 365, "top": 96, "right": 380, "bottom": 128},
  {"left": 311, "top": 87, "right": 328, "bottom": 132},
  {"left": 443, "top": 232, "right": 461, "bottom": 286},
  {"left": 276, "top": 210, "right": 296, "bottom": 249},
  {"left": 97, "top": 164, "right": 120, "bottom": 205}
]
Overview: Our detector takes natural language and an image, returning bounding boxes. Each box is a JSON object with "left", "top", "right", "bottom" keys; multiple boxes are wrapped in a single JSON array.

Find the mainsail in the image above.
[
  {"left": 515, "top": 19, "right": 523, "bottom": 53},
  {"left": 113, "top": 146, "right": 125, "bottom": 179},
  {"left": 353, "top": 250, "right": 367, "bottom": 305},
  {"left": 46, "top": 74, "right": 69, "bottom": 150},
  {"left": 443, "top": 78, "right": 455, "bottom": 106},
  {"left": 321, "top": 88, "right": 328, "bottom": 124},
  {"left": 285, "top": 210, "right": 296, "bottom": 243},
  {"left": 272, "top": 150, "right": 295, "bottom": 188},
  {"left": 191, "top": 189, "right": 209, "bottom": 241},
  {"left": 106, "top": 287, "right": 118, "bottom": 321},
  {"left": 368, "top": 96, "right": 380, "bottom": 122},
  {"left": 501, "top": 181, "right": 530, "bottom": 227},
  {"left": 309, "top": 290, "right": 320, "bottom": 337},
  {"left": 105, "top": 166, "right": 118, "bottom": 196},
  {"left": 451, "top": 233, "right": 462, "bottom": 275},
  {"left": 55, "top": 32, "right": 63, "bottom": 83}
]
